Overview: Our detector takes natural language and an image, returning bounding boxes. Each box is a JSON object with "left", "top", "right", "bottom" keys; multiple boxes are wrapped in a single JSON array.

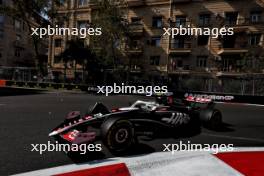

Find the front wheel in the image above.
[{"left": 101, "top": 119, "right": 135, "bottom": 154}]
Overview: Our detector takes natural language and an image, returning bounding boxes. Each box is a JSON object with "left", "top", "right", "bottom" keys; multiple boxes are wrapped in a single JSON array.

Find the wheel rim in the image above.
[{"left": 115, "top": 128, "right": 129, "bottom": 143}]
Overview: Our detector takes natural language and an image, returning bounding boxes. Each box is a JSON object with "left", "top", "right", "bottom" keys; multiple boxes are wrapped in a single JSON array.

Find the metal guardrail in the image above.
[{"left": 2, "top": 80, "right": 99, "bottom": 93}]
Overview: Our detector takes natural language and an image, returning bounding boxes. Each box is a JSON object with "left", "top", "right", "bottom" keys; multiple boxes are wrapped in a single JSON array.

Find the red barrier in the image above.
[{"left": 0, "top": 80, "right": 6, "bottom": 87}]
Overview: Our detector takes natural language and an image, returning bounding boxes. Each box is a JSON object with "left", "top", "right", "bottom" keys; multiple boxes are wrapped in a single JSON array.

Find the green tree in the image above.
[
  {"left": 0, "top": 0, "right": 54, "bottom": 74},
  {"left": 240, "top": 51, "right": 264, "bottom": 95},
  {"left": 240, "top": 51, "right": 264, "bottom": 73},
  {"left": 61, "top": 39, "right": 100, "bottom": 83},
  {"left": 90, "top": 0, "right": 129, "bottom": 70}
]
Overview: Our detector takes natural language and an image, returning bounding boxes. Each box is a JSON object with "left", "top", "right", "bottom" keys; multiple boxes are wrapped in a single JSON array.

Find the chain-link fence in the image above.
[{"left": 0, "top": 67, "right": 38, "bottom": 82}]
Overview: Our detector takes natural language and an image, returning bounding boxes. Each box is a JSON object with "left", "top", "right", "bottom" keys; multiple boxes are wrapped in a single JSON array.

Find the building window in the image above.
[
  {"left": 16, "top": 34, "right": 21, "bottom": 41},
  {"left": 57, "top": 0, "right": 65, "bottom": 7},
  {"left": 78, "top": 0, "right": 88, "bottom": 7},
  {"left": 150, "top": 37, "right": 161, "bottom": 47},
  {"left": 15, "top": 48, "right": 21, "bottom": 57},
  {"left": 222, "top": 58, "right": 229, "bottom": 71},
  {"left": 199, "top": 14, "right": 210, "bottom": 26},
  {"left": 77, "top": 21, "right": 88, "bottom": 29},
  {"left": 55, "top": 39, "right": 62, "bottom": 47},
  {"left": 221, "top": 57, "right": 237, "bottom": 72},
  {"left": 129, "top": 40, "right": 141, "bottom": 49},
  {"left": 175, "top": 16, "right": 186, "bottom": 27},
  {"left": 171, "top": 57, "right": 183, "bottom": 70},
  {"left": 171, "top": 37, "right": 185, "bottom": 48},
  {"left": 150, "top": 56, "right": 160, "bottom": 66},
  {"left": 131, "top": 17, "right": 142, "bottom": 24},
  {"left": 0, "top": 29, "right": 3, "bottom": 39},
  {"left": 250, "top": 11, "right": 262, "bottom": 23},
  {"left": 152, "top": 16, "right": 162, "bottom": 28},
  {"left": 225, "top": 12, "right": 238, "bottom": 25},
  {"left": 177, "top": 60, "right": 183, "bottom": 68},
  {"left": 14, "top": 19, "right": 22, "bottom": 31},
  {"left": 54, "top": 56, "right": 61, "bottom": 63},
  {"left": 249, "top": 34, "right": 261, "bottom": 46},
  {"left": 197, "top": 35, "right": 209, "bottom": 46},
  {"left": 55, "top": 19, "right": 64, "bottom": 28},
  {"left": 22, "top": 22, "right": 26, "bottom": 31},
  {"left": 114, "top": 39, "right": 120, "bottom": 48},
  {"left": 0, "top": 0, "right": 3, "bottom": 5},
  {"left": 223, "top": 35, "right": 236, "bottom": 48},
  {"left": 196, "top": 56, "right": 208, "bottom": 68},
  {"left": 0, "top": 15, "right": 4, "bottom": 25}
]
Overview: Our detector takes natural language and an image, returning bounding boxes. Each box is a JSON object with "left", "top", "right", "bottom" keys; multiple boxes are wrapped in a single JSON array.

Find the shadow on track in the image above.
[
  {"left": 0, "top": 87, "right": 44, "bottom": 97},
  {"left": 206, "top": 122, "right": 235, "bottom": 132}
]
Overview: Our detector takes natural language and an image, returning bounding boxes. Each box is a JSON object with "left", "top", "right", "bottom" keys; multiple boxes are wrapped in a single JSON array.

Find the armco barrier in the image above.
[
  {"left": 2, "top": 80, "right": 98, "bottom": 93},
  {"left": 1, "top": 80, "right": 264, "bottom": 105}
]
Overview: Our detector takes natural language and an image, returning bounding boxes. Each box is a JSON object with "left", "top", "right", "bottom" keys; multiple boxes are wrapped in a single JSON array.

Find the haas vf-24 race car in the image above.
[{"left": 49, "top": 95, "right": 222, "bottom": 154}]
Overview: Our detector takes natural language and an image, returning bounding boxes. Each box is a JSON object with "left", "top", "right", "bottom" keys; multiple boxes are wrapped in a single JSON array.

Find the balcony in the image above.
[
  {"left": 217, "top": 43, "right": 248, "bottom": 55},
  {"left": 172, "top": 0, "right": 192, "bottom": 3},
  {"left": 125, "top": 45, "right": 143, "bottom": 54},
  {"left": 218, "top": 48, "right": 248, "bottom": 55},
  {"left": 169, "top": 21, "right": 192, "bottom": 28},
  {"left": 216, "top": 71, "right": 244, "bottom": 77},
  {"left": 128, "top": 23, "right": 144, "bottom": 35},
  {"left": 169, "top": 42, "right": 192, "bottom": 54},
  {"left": 127, "top": 0, "right": 146, "bottom": 6},
  {"left": 169, "top": 66, "right": 191, "bottom": 75},
  {"left": 129, "top": 66, "right": 142, "bottom": 73},
  {"left": 223, "top": 18, "right": 264, "bottom": 31}
]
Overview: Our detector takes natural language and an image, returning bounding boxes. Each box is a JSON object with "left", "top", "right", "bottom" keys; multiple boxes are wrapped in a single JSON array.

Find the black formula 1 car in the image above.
[{"left": 49, "top": 94, "right": 222, "bottom": 154}]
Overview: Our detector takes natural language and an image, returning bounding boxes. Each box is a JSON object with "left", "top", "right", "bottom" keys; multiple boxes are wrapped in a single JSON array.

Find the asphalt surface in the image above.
[{"left": 0, "top": 92, "right": 264, "bottom": 175}]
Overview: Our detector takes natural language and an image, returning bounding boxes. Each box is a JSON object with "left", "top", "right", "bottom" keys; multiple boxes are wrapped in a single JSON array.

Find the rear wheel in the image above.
[
  {"left": 208, "top": 109, "right": 222, "bottom": 129},
  {"left": 101, "top": 119, "right": 135, "bottom": 154},
  {"left": 200, "top": 109, "right": 222, "bottom": 129}
]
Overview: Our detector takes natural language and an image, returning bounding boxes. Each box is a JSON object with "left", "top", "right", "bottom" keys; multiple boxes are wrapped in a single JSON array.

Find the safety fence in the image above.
[{"left": 0, "top": 80, "right": 98, "bottom": 92}]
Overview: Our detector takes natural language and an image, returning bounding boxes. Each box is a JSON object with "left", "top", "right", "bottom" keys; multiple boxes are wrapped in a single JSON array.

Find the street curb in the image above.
[{"left": 13, "top": 148, "right": 264, "bottom": 176}]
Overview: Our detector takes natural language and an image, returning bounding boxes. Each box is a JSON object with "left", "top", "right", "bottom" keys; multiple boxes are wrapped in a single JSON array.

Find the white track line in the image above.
[{"left": 202, "top": 133, "right": 264, "bottom": 143}]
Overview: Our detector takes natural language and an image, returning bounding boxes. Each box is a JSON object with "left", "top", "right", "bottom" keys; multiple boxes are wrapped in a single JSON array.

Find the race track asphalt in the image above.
[{"left": 0, "top": 92, "right": 263, "bottom": 175}]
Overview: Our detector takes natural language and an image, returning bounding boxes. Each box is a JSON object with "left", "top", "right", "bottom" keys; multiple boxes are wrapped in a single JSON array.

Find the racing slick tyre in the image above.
[
  {"left": 101, "top": 119, "right": 135, "bottom": 154},
  {"left": 200, "top": 109, "right": 222, "bottom": 129}
]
